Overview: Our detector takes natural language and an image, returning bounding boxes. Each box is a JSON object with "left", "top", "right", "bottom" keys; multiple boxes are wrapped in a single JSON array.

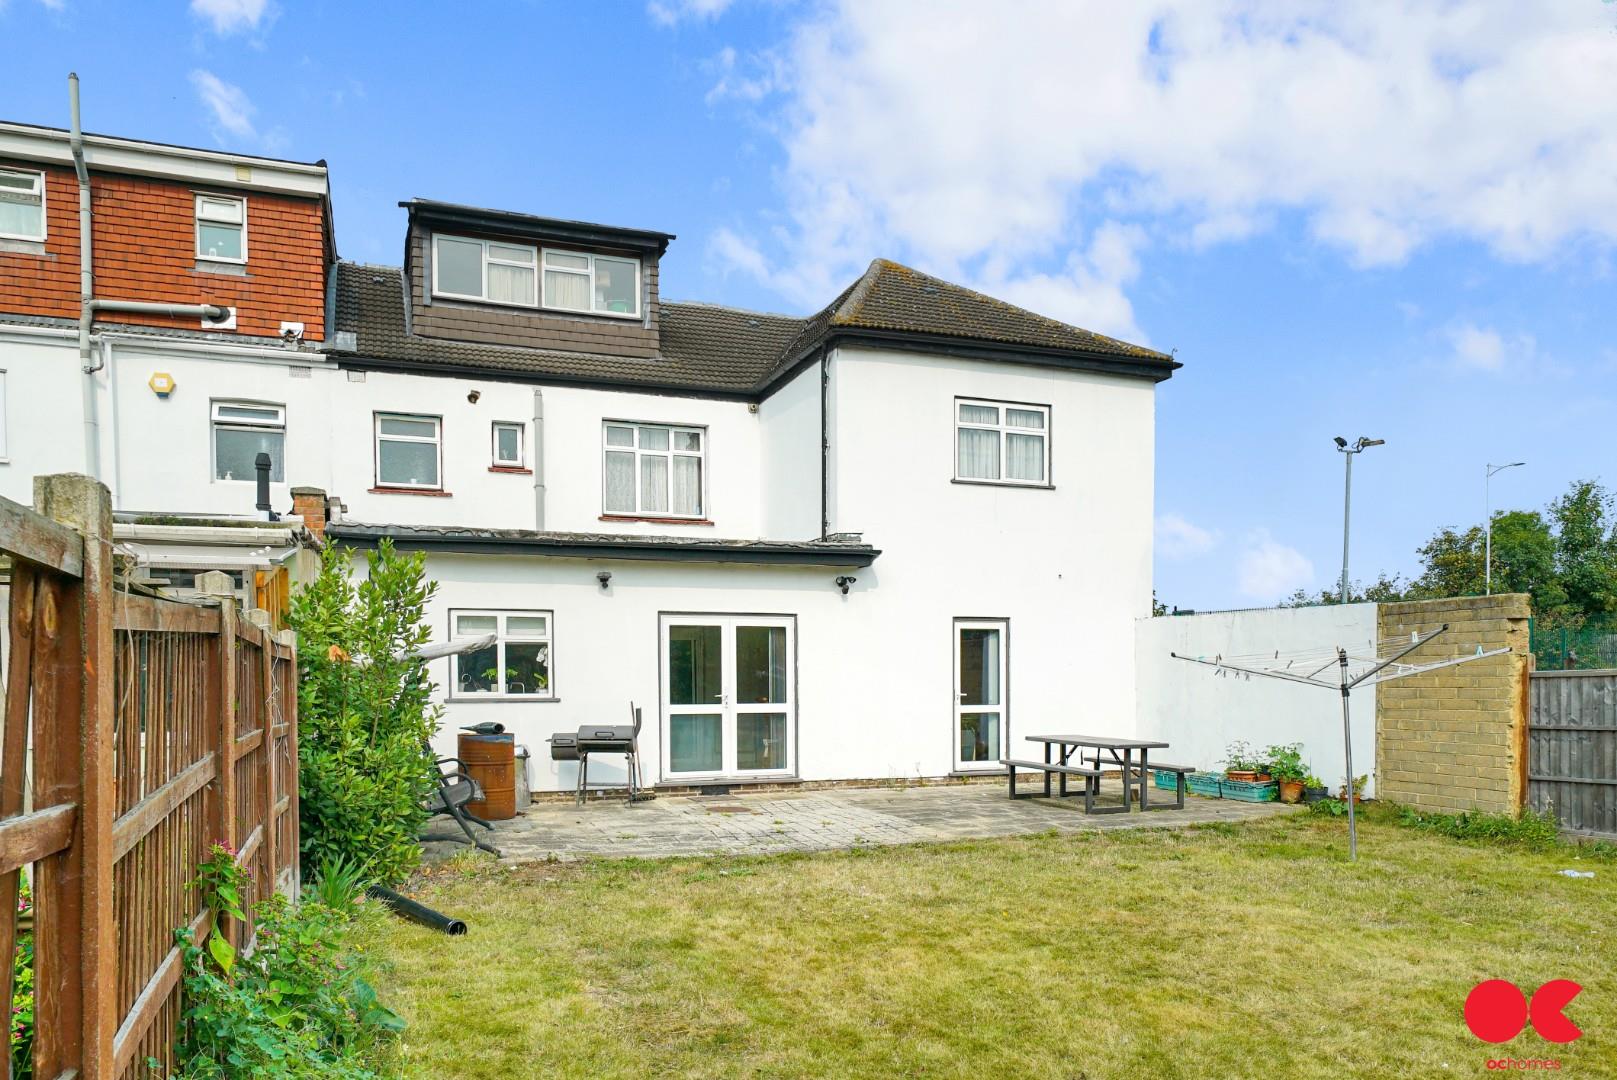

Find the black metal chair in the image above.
[{"left": 423, "top": 746, "right": 500, "bottom": 856}]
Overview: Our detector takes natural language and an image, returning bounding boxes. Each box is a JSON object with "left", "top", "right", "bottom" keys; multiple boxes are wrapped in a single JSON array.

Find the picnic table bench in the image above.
[{"left": 1006, "top": 735, "right": 1189, "bottom": 813}]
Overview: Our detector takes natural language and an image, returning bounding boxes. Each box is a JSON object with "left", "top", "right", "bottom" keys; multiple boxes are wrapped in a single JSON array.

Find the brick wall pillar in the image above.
[
  {"left": 1375, "top": 593, "right": 1531, "bottom": 814},
  {"left": 289, "top": 486, "right": 328, "bottom": 539}
]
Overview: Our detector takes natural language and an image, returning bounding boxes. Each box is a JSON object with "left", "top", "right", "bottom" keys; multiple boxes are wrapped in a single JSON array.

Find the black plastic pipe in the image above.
[{"left": 367, "top": 884, "right": 467, "bottom": 936}]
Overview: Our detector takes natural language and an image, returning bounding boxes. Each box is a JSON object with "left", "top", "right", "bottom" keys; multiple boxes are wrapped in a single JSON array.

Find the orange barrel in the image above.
[{"left": 458, "top": 732, "right": 516, "bottom": 821}]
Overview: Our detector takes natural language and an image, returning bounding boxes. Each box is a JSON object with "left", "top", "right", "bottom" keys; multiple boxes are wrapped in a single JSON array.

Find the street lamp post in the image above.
[
  {"left": 1485, "top": 462, "right": 1526, "bottom": 595},
  {"left": 1335, "top": 436, "right": 1385, "bottom": 603}
]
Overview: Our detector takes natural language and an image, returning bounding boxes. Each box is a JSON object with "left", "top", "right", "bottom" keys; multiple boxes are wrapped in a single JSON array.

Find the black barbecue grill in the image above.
[{"left": 549, "top": 703, "right": 643, "bottom": 806}]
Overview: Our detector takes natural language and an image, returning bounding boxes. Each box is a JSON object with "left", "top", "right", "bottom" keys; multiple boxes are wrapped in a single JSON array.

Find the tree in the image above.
[
  {"left": 1281, "top": 572, "right": 1409, "bottom": 607},
  {"left": 1548, "top": 480, "right": 1617, "bottom": 618},
  {"left": 289, "top": 540, "right": 442, "bottom": 885}
]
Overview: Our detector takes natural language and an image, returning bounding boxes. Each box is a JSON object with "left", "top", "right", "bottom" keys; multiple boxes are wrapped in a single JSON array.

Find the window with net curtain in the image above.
[
  {"left": 212, "top": 401, "right": 284, "bottom": 482},
  {"left": 432, "top": 234, "right": 537, "bottom": 306},
  {"left": 543, "top": 248, "right": 640, "bottom": 317},
  {"left": 603, "top": 422, "right": 704, "bottom": 517},
  {"left": 955, "top": 399, "right": 1049, "bottom": 484}
]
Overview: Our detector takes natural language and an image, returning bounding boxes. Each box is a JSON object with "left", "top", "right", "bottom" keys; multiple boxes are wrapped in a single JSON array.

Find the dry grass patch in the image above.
[{"left": 366, "top": 810, "right": 1615, "bottom": 1079}]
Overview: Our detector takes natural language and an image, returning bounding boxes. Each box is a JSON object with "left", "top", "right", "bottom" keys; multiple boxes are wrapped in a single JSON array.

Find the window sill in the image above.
[
  {"left": 194, "top": 260, "right": 248, "bottom": 276},
  {"left": 449, "top": 696, "right": 560, "bottom": 704},
  {"left": 599, "top": 514, "right": 715, "bottom": 526},
  {"left": 0, "top": 237, "right": 47, "bottom": 256},
  {"left": 951, "top": 478, "right": 1055, "bottom": 491},
  {"left": 488, "top": 465, "right": 533, "bottom": 475},
  {"left": 369, "top": 486, "right": 452, "bottom": 497}
]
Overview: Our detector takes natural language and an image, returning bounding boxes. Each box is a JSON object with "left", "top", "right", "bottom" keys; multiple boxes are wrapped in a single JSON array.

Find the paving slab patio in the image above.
[{"left": 422, "top": 779, "right": 1294, "bottom": 862}]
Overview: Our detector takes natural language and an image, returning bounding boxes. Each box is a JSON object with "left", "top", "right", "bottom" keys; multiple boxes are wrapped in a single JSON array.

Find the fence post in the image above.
[
  {"left": 32, "top": 474, "right": 117, "bottom": 1080},
  {"left": 276, "top": 628, "right": 301, "bottom": 897},
  {"left": 199, "top": 571, "right": 239, "bottom": 946},
  {"left": 247, "top": 607, "right": 277, "bottom": 910}
]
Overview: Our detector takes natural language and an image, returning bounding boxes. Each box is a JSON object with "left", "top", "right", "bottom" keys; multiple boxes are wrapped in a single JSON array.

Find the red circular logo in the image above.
[{"left": 1465, "top": 980, "right": 1529, "bottom": 1043}]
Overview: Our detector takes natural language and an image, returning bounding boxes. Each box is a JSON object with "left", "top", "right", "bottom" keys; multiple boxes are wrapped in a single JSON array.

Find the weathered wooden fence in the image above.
[
  {"left": 2, "top": 474, "right": 298, "bottom": 1080},
  {"left": 1528, "top": 669, "right": 1617, "bottom": 841}
]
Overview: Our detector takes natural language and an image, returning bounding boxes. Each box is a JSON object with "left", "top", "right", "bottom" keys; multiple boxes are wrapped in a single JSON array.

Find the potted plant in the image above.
[
  {"left": 1302, "top": 774, "right": 1330, "bottom": 803},
  {"left": 1263, "top": 743, "right": 1308, "bottom": 804},
  {"left": 1338, "top": 774, "right": 1369, "bottom": 804},
  {"left": 1223, "top": 740, "right": 1260, "bottom": 782}
]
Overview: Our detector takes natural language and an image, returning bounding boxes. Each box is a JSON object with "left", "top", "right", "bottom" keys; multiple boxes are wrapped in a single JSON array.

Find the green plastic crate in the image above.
[
  {"left": 1186, "top": 772, "right": 1223, "bottom": 798},
  {"left": 1219, "top": 778, "right": 1278, "bottom": 802},
  {"left": 1153, "top": 770, "right": 1179, "bottom": 791}
]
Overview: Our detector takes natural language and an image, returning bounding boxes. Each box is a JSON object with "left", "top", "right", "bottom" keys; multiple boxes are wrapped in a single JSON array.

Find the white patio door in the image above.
[
  {"left": 954, "top": 619, "right": 1007, "bottom": 772},
  {"left": 661, "top": 615, "right": 795, "bottom": 781}
]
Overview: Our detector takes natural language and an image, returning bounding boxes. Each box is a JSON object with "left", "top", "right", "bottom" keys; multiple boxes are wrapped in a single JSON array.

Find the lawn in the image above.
[{"left": 366, "top": 807, "right": 1615, "bottom": 1079}]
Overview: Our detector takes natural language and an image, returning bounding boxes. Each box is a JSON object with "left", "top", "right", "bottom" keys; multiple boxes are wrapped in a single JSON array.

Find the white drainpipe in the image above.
[
  {"left": 70, "top": 73, "right": 230, "bottom": 483},
  {"left": 533, "top": 387, "right": 546, "bottom": 529}
]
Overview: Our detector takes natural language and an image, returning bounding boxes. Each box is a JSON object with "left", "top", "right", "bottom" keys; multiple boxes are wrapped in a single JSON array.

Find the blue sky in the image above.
[{"left": 4, "top": 0, "right": 1615, "bottom": 611}]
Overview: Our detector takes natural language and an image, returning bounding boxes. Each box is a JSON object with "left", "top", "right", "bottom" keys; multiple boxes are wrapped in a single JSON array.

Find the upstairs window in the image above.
[
  {"left": 603, "top": 422, "right": 704, "bottom": 518},
  {"left": 543, "top": 249, "right": 640, "bottom": 318},
  {"left": 195, "top": 194, "right": 246, "bottom": 262},
  {"left": 0, "top": 168, "right": 45, "bottom": 242},
  {"left": 375, "top": 412, "right": 442, "bottom": 490},
  {"left": 492, "top": 421, "right": 525, "bottom": 468},
  {"left": 432, "top": 234, "right": 538, "bottom": 306},
  {"left": 212, "top": 401, "right": 284, "bottom": 482},
  {"left": 956, "top": 399, "right": 1049, "bottom": 486},
  {"left": 451, "top": 610, "right": 554, "bottom": 699}
]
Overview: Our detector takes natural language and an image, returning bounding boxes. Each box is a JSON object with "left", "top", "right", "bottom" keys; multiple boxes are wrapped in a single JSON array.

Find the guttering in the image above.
[
  {"left": 327, "top": 526, "right": 880, "bottom": 568},
  {"left": 532, "top": 388, "right": 546, "bottom": 530}
]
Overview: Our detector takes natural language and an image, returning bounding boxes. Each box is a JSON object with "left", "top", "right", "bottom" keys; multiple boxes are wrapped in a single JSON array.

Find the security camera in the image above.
[{"left": 835, "top": 575, "right": 857, "bottom": 595}]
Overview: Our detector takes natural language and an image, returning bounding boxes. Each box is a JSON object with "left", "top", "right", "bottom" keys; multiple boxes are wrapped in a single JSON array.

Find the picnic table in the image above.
[{"left": 1003, "top": 734, "right": 1190, "bottom": 813}]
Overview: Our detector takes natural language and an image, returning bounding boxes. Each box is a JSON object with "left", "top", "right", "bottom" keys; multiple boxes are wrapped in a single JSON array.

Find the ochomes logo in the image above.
[{"left": 1465, "top": 979, "right": 1583, "bottom": 1044}]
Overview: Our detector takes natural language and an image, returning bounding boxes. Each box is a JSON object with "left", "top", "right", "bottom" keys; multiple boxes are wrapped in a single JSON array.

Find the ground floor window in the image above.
[
  {"left": 661, "top": 614, "right": 794, "bottom": 778},
  {"left": 954, "top": 618, "right": 1007, "bottom": 770},
  {"left": 450, "top": 609, "right": 554, "bottom": 699}
]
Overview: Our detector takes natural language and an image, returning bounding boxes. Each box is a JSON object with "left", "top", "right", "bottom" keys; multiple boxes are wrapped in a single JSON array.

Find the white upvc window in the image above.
[
  {"left": 542, "top": 248, "right": 641, "bottom": 319},
  {"left": 375, "top": 412, "right": 442, "bottom": 490},
  {"left": 195, "top": 194, "right": 246, "bottom": 263},
  {"left": 491, "top": 421, "right": 525, "bottom": 468},
  {"left": 431, "top": 234, "right": 538, "bottom": 307},
  {"left": 603, "top": 421, "right": 705, "bottom": 518},
  {"left": 450, "top": 610, "right": 554, "bottom": 699},
  {"left": 955, "top": 398, "right": 1050, "bottom": 486},
  {"left": 0, "top": 168, "right": 46, "bottom": 242},
  {"left": 213, "top": 401, "right": 285, "bottom": 482}
]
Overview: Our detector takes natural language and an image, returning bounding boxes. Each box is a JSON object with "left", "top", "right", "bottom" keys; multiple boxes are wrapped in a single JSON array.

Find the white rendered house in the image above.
[{"left": 0, "top": 117, "right": 1178, "bottom": 793}]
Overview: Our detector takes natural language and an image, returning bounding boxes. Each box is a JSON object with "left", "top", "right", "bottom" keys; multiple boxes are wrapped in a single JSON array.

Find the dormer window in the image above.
[
  {"left": 543, "top": 249, "right": 640, "bottom": 318},
  {"left": 432, "top": 234, "right": 539, "bottom": 306}
]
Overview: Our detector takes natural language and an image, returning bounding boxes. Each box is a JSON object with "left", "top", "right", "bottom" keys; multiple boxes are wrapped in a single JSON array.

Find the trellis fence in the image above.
[{"left": 2, "top": 474, "right": 298, "bottom": 1080}]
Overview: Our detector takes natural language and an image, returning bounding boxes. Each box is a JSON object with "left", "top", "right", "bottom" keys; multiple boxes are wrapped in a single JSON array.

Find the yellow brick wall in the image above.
[{"left": 1375, "top": 594, "right": 1531, "bottom": 814}]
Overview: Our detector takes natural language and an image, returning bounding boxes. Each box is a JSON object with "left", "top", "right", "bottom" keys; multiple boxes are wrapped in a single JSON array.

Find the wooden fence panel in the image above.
[
  {"left": 1529, "top": 669, "right": 1617, "bottom": 841},
  {"left": 1, "top": 478, "right": 298, "bottom": 1080}
]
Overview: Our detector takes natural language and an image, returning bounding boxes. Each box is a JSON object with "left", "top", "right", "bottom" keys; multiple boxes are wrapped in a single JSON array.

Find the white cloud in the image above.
[
  {"left": 190, "top": 0, "right": 272, "bottom": 35},
  {"left": 1446, "top": 322, "right": 1537, "bottom": 373},
  {"left": 190, "top": 69, "right": 258, "bottom": 141},
  {"left": 1156, "top": 513, "right": 1219, "bottom": 560},
  {"left": 705, "top": 45, "right": 781, "bottom": 106},
  {"left": 648, "top": 0, "right": 734, "bottom": 26},
  {"left": 709, "top": 1, "right": 1617, "bottom": 326},
  {"left": 1238, "top": 530, "right": 1314, "bottom": 601}
]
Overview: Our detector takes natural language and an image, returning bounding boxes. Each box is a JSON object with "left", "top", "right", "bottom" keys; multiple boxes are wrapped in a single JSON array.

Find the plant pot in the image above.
[
  {"left": 1278, "top": 780, "right": 1305, "bottom": 804},
  {"left": 1302, "top": 785, "right": 1329, "bottom": 804},
  {"left": 1226, "top": 769, "right": 1258, "bottom": 782},
  {"left": 1256, "top": 773, "right": 1273, "bottom": 783},
  {"left": 1337, "top": 790, "right": 1363, "bottom": 804}
]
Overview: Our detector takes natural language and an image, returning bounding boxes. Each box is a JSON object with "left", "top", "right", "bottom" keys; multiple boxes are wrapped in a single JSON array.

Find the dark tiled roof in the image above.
[
  {"left": 329, "top": 257, "right": 1176, "bottom": 397},
  {"left": 326, "top": 522, "right": 879, "bottom": 566}
]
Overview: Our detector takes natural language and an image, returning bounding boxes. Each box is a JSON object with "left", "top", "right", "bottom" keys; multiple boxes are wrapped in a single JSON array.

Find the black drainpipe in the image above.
[{"left": 255, "top": 453, "right": 279, "bottom": 521}]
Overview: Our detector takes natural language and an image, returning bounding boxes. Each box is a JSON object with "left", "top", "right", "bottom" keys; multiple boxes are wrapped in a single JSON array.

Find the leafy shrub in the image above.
[
  {"left": 10, "top": 877, "right": 32, "bottom": 1080},
  {"left": 1262, "top": 743, "right": 1308, "bottom": 783},
  {"left": 1395, "top": 806, "right": 1563, "bottom": 849},
  {"left": 169, "top": 845, "right": 404, "bottom": 1079},
  {"left": 1308, "top": 797, "right": 1350, "bottom": 818},
  {"left": 290, "top": 540, "right": 441, "bottom": 885}
]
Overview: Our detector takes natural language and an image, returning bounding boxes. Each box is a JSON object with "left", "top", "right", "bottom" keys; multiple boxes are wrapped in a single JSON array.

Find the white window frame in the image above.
[
  {"left": 491, "top": 421, "right": 525, "bottom": 468},
  {"left": 542, "top": 247, "right": 641, "bottom": 319},
  {"left": 0, "top": 168, "right": 46, "bottom": 243},
  {"left": 194, "top": 193, "right": 247, "bottom": 264},
  {"left": 430, "top": 233, "right": 539, "bottom": 307},
  {"left": 601, "top": 421, "right": 706, "bottom": 519},
  {"left": 954, "top": 398, "right": 1051, "bottom": 487},
  {"left": 449, "top": 609, "right": 556, "bottom": 701},
  {"left": 374, "top": 412, "right": 443, "bottom": 491},
  {"left": 210, "top": 400, "right": 285, "bottom": 483}
]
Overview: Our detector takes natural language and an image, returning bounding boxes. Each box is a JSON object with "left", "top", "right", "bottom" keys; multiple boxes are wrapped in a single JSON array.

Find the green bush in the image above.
[
  {"left": 10, "top": 877, "right": 33, "bottom": 1080},
  {"left": 290, "top": 540, "right": 442, "bottom": 885},
  {"left": 168, "top": 845, "right": 404, "bottom": 1079}
]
